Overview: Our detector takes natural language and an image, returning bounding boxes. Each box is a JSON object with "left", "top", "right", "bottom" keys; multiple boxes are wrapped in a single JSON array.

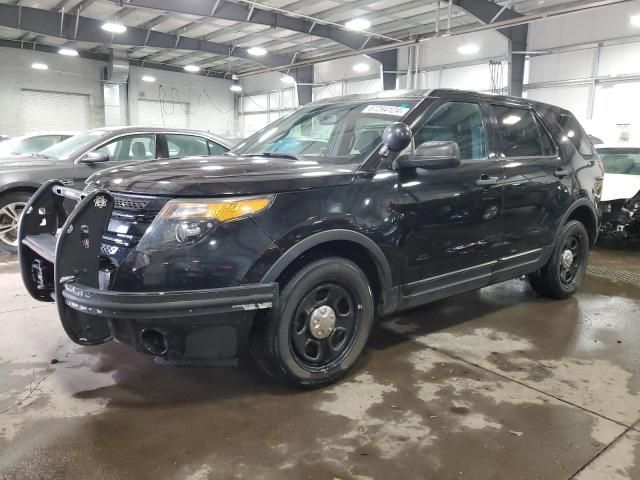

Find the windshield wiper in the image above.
[{"left": 242, "top": 152, "right": 303, "bottom": 161}]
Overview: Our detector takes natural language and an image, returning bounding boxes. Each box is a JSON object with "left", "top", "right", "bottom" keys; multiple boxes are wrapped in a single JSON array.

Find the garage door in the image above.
[
  {"left": 138, "top": 100, "right": 189, "bottom": 128},
  {"left": 21, "top": 89, "right": 91, "bottom": 134}
]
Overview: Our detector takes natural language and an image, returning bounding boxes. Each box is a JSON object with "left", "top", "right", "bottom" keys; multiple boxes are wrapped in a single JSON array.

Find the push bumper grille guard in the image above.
[{"left": 18, "top": 180, "right": 278, "bottom": 346}]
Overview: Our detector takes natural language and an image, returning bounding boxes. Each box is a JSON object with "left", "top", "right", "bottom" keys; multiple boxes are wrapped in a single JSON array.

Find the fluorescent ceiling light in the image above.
[
  {"left": 31, "top": 62, "right": 48, "bottom": 70},
  {"left": 458, "top": 44, "right": 480, "bottom": 55},
  {"left": 353, "top": 62, "right": 370, "bottom": 73},
  {"left": 345, "top": 18, "right": 371, "bottom": 31},
  {"left": 502, "top": 115, "right": 522, "bottom": 126},
  {"left": 58, "top": 47, "right": 79, "bottom": 56},
  {"left": 631, "top": 14, "right": 640, "bottom": 27},
  {"left": 247, "top": 46, "right": 267, "bottom": 56},
  {"left": 281, "top": 74, "right": 295, "bottom": 84},
  {"left": 101, "top": 22, "right": 127, "bottom": 34},
  {"left": 142, "top": 75, "right": 156, "bottom": 82},
  {"left": 230, "top": 84, "right": 243, "bottom": 92},
  {"left": 184, "top": 65, "right": 200, "bottom": 73}
]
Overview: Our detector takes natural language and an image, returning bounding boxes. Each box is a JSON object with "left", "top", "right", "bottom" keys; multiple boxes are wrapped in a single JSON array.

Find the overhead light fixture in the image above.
[
  {"left": 31, "top": 62, "right": 48, "bottom": 71},
  {"left": 58, "top": 47, "right": 79, "bottom": 56},
  {"left": 230, "top": 74, "right": 242, "bottom": 92},
  {"left": 345, "top": 18, "right": 371, "bottom": 31},
  {"left": 281, "top": 74, "right": 295, "bottom": 84},
  {"left": 631, "top": 14, "right": 640, "bottom": 27},
  {"left": 184, "top": 65, "right": 200, "bottom": 73},
  {"left": 458, "top": 44, "right": 480, "bottom": 55},
  {"left": 142, "top": 75, "right": 156, "bottom": 82},
  {"left": 101, "top": 22, "right": 127, "bottom": 34},
  {"left": 247, "top": 46, "right": 267, "bottom": 56},
  {"left": 353, "top": 62, "right": 370, "bottom": 73}
]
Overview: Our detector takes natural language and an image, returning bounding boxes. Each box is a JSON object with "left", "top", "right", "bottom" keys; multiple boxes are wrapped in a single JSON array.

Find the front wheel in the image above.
[
  {"left": 251, "top": 257, "right": 374, "bottom": 388},
  {"left": 528, "top": 220, "right": 590, "bottom": 299},
  {"left": 0, "top": 192, "right": 31, "bottom": 254}
]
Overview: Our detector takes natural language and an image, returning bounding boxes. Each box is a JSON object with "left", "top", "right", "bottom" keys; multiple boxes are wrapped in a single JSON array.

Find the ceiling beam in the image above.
[
  {"left": 117, "top": 0, "right": 395, "bottom": 51},
  {"left": 0, "top": 3, "right": 293, "bottom": 69}
]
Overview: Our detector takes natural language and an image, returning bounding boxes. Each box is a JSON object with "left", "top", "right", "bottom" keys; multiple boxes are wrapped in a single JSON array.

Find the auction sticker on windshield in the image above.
[{"left": 362, "top": 105, "right": 410, "bottom": 116}]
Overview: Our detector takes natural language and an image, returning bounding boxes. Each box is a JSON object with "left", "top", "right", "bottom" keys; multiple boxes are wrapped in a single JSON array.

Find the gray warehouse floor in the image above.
[{"left": 0, "top": 247, "right": 638, "bottom": 480}]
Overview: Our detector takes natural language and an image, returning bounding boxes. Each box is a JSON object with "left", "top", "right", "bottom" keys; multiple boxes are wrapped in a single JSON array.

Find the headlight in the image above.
[{"left": 138, "top": 196, "right": 273, "bottom": 250}]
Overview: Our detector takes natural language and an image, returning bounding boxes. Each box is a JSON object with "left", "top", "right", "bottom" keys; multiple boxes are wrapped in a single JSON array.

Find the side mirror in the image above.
[
  {"left": 80, "top": 151, "right": 109, "bottom": 164},
  {"left": 382, "top": 122, "right": 412, "bottom": 152},
  {"left": 396, "top": 141, "right": 461, "bottom": 170}
]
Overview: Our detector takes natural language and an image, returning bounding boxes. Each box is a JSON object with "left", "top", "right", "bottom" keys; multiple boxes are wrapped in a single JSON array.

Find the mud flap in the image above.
[{"left": 54, "top": 190, "right": 115, "bottom": 345}]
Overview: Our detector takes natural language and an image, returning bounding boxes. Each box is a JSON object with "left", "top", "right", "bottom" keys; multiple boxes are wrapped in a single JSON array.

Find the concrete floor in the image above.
[{"left": 0, "top": 246, "right": 639, "bottom": 480}]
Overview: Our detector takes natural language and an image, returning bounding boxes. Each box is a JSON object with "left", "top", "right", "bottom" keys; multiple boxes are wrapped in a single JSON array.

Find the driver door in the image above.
[
  {"left": 73, "top": 133, "right": 159, "bottom": 185},
  {"left": 396, "top": 99, "right": 505, "bottom": 308}
]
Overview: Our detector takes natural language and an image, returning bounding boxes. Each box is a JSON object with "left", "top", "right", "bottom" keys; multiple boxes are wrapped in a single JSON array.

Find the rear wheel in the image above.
[
  {"left": 527, "top": 220, "right": 589, "bottom": 299},
  {"left": 0, "top": 192, "right": 31, "bottom": 254},
  {"left": 251, "top": 257, "right": 374, "bottom": 388}
]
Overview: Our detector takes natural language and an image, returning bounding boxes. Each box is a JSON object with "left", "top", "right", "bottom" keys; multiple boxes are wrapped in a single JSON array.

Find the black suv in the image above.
[{"left": 19, "top": 89, "right": 603, "bottom": 387}]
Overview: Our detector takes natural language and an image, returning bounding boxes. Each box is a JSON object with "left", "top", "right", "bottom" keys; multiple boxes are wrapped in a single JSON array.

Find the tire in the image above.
[
  {"left": 0, "top": 191, "right": 32, "bottom": 254},
  {"left": 251, "top": 257, "right": 374, "bottom": 388},
  {"left": 527, "top": 220, "right": 590, "bottom": 299}
]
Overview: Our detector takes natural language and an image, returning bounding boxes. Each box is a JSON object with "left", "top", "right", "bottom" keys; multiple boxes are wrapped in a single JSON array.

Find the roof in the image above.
[
  {"left": 596, "top": 145, "right": 640, "bottom": 151},
  {"left": 307, "top": 88, "right": 561, "bottom": 110},
  {"left": 86, "top": 127, "right": 233, "bottom": 148}
]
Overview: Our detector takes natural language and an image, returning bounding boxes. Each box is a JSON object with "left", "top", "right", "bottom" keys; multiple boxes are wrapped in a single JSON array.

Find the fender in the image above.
[
  {"left": 556, "top": 198, "right": 599, "bottom": 246},
  {"left": 261, "top": 229, "right": 393, "bottom": 292},
  {"left": 0, "top": 180, "right": 41, "bottom": 196}
]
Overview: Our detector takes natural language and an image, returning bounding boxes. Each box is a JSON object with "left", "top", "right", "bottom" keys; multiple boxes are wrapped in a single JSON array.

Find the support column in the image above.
[
  {"left": 453, "top": 0, "right": 528, "bottom": 97},
  {"left": 370, "top": 49, "right": 398, "bottom": 90},
  {"left": 293, "top": 65, "right": 314, "bottom": 106}
]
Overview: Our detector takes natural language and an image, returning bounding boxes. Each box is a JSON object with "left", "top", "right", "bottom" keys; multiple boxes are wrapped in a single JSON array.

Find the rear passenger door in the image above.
[
  {"left": 162, "top": 134, "right": 228, "bottom": 159},
  {"left": 489, "top": 102, "right": 573, "bottom": 280}
]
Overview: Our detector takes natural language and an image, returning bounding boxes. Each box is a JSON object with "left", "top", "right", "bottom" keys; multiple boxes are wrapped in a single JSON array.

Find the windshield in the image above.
[
  {"left": 40, "top": 131, "right": 105, "bottom": 160},
  {"left": 0, "top": 137, "right": 26, "bottom": 157},
  {"left": 231, "top": 99, "right": 418, "bottom": 164},
  {"left": 598, "top": 148, "right": 640, "bottom": 175}
]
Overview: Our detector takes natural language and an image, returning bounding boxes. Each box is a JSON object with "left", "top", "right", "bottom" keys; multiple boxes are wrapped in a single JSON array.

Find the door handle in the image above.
[
  {"left": 476, "top": 175, "right": 498, "bottom": 187},
  {"left": 554, "top": 168, "right": 571, "bottom": 178}
]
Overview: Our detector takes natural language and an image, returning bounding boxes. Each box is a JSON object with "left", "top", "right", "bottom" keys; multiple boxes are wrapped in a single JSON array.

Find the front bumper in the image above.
[{"left": 18, "top": 181, "right": 277, "bottom": 354}]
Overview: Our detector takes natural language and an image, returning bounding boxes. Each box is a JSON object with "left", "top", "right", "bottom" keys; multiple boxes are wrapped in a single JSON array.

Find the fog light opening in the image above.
[{"left": 139, "top": 328, "right": 169, "bottom": 356}]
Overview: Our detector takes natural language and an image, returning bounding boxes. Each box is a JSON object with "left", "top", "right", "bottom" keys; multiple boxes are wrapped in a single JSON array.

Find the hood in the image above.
[
  {"left": 88, "top": 155, "right": 359, "bottom": 196},
  {"left": 0, "top": 155, "right": 61, "bottom": 169},
  {"left": 601, "top": 173, "right": 640, "bottom": 202}
]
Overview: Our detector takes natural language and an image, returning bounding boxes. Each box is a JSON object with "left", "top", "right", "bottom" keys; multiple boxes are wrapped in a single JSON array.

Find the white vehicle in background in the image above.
[
  {"left": 0, "top": 132, "right": 76, "bottom": 158},
  {"left": 597, "top": 145, "right": 640, "bottom": 242}
]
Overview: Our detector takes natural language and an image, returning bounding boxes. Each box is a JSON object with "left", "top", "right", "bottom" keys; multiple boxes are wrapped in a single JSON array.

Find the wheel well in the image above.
[
  {"left": 567, "top": 205, "right": 597, "bottom": 246},
  {"left": 0, "top": 186, "right": 38, "bottom": 199},
  {"left": 275, "top": 240, "right": 383, "bottom": 306}
]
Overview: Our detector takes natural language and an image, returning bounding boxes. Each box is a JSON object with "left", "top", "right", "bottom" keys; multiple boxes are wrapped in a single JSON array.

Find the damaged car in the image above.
[{"left": 596, "top": 145, "right": 640, "bottom": 241}]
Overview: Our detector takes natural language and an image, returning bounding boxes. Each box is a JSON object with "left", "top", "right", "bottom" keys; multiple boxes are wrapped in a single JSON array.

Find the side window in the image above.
[
  {"left": 492, "top": 105, "right": 554, "bottom": 158},
  {"left": 555, "top": 112, "right": 595, "bottom": 157},
  {"left": 207, "top": 140, "right": 228, "bottom": 155},
  {"left": 414, "top": 102, "right": 487, "bottom": 160},
  {"left": 96, "top": 134, "right": 156, "bottom": 161},
  {"left": 166, "top": 134, "right": 210, "bottom": 158}
]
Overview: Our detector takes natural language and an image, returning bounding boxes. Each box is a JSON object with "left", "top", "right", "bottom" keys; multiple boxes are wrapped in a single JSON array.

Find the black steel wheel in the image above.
[
  {"left": 251, "top": 256, "right": 374, "bottom": 388},
  {"left": 289, "top": 282, "right": 360, "bottom": 369},
  {"left": 528, "top": 220, "right": 589, "bottom": 299}
]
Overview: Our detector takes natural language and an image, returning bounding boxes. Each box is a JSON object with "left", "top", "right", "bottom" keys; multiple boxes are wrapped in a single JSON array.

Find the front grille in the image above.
[
  {"left": 98, "top": 194, "right": 169, "bottom": 266},
  {"left": 114, "top": 197, "right": 150, "bottom": 211}
]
